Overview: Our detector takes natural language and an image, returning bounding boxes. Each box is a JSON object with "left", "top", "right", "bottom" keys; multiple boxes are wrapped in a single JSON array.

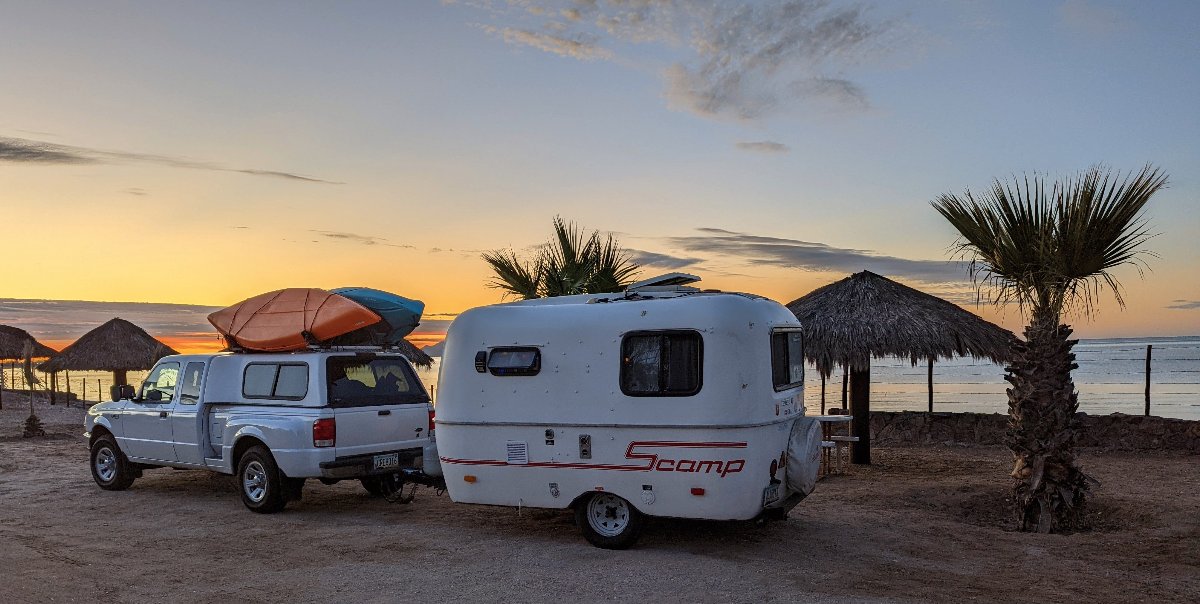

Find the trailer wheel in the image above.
[
  {"left": 90, "top": 434, "right": 135, "bottom": 491},
  {"left": 576, "top": 492, "right": 644, "bottom": 550},
  {"left": 237, "top": 445, "right": 287, "bottom": 513}
]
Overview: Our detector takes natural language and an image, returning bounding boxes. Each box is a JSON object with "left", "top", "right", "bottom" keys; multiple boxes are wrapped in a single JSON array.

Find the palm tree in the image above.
[
  {"left": 932, "top": 165, "right": 1167, "bottom": 533},
  {"left": 483, "top": 217, "right": 640, "bottom": 299}
]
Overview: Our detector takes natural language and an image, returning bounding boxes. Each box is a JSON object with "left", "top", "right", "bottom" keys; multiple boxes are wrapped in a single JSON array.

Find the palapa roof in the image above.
[
  {"left": 392, "top": 339, "right": 433, "bottom": 368},
  {"left": 0, "top": 325, "right": 57, "bottom": 360},
  {"left": 787, "top": 271, "right": 1016, "bottom": 377},
  {"left": 38, "top": 318, "right": 178, "bottom": 372}
]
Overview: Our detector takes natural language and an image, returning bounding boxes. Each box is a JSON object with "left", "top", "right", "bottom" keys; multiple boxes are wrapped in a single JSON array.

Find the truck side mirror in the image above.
[
  {"left": 110, "top": 384, "right": 135, "bottom": 402},
  {"left": 146, "top": 389, "right": 163, "bottom": 402}
]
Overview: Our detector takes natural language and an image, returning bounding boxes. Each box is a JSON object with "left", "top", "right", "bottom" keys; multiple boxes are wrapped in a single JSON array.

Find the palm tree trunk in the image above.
[{"left": 1005, "top": 306, "right": 1091, "bottom": 533}]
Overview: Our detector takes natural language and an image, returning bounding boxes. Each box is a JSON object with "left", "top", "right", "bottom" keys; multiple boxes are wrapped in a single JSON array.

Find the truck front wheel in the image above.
[
  {"left": 90, "top": 434, "right": 135, "bottom": 491},
  {"left": 237, "top": 445, "right": 287, "bottom": 513},
  {"left": 575, "top": 492, "right": 644, "bottom": 550}
]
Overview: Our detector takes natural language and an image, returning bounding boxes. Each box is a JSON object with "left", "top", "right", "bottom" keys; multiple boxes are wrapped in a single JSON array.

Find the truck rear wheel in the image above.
[
  {"left": 238, "top": 445, "right": 287, "bottom": 513},
  {"left": 575, "top": 492, "right": 644, "bottom": 550},
  {"left": 90, "top": 434, "right": 135, "bottom": 491}
]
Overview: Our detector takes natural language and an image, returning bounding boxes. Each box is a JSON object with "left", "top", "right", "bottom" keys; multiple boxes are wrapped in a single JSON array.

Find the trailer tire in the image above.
[
  {"left": 576, "top": 492, "right": 644, "bottom": 550},
  {"left": 237, "top": 445, "right": 287, "bottom": 513},
  {"left": 90, "top": 434, "right": 136, "bottom": 491}
]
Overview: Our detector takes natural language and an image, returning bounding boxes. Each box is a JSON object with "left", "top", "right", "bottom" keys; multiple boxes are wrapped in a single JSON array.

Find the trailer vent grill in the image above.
[{"left": 506, "top": 441, "right": 529, "bottom": 465}]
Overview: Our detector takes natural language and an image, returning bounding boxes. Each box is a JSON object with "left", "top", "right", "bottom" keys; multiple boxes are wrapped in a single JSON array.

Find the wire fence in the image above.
[
  {"left": 4, "top": 340, "right": 1197, "bottom": 420},
  {"left": 801, "top": 340, "right": 1200, "bottom": 421}
]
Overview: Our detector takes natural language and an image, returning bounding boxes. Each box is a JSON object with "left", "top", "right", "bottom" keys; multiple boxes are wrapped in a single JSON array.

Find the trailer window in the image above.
[
  {"left": 243, "top": 363, "right": 309, "bottom": 400},
  {"left": 771, "top": 330, "right": 804, "bottom": 391},
  {"left": 327, "top": 356, "right": 429, "bottom": 407},
  {"left": 487, "top": 347, "right": 541, "bottom": 376},
  {"left": 620, "top": 330, "right": 702, "bottom": 396}
]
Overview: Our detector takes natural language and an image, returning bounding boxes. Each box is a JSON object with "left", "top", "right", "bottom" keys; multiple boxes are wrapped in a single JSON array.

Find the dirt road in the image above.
[{"left": 1, "top": 399, "right": 1196, "bottom": 603}]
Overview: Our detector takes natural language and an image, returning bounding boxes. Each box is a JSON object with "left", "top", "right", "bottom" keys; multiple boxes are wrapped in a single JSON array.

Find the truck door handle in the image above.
[
  {"left": 159, "top": 411, "right": 168, "bottom": 418},
  {"left": 378, "top": 410, "right": 391, "bottom": 416}
]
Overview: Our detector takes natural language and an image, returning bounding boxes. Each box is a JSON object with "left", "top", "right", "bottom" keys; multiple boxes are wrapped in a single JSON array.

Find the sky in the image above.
[{"left": 1, "top": 0, "right": 1197, "bottom": 353}]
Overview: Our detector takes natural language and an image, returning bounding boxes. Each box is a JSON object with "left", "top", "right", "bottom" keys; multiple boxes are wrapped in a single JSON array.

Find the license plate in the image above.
[
  {"left": 762, "top": 483, "right": 781, "bottom": 506},
  {"left": 373, "top": 453, "right": 400, "bottom": 470}
]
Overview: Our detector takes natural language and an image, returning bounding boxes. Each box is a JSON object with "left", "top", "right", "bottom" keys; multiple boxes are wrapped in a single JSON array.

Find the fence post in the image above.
[{"left": 1144, "top": 344, "right": 1152, "bottom": 417}]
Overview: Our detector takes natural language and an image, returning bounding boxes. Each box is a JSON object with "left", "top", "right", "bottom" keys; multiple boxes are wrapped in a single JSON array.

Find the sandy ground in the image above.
[{"left": 1, "top": 396, "right": 1197, "bottom": 604}]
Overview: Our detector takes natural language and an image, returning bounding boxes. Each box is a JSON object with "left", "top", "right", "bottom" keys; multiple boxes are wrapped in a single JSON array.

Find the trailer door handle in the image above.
[
  {"left": 378, "top": 410, "right": 391, "bottom": 416},
  {"left": 159, "top": 411, "right": 168, "bottom": 418}
]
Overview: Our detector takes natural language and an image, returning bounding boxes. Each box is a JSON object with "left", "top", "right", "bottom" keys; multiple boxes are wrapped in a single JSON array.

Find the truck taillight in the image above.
[
  {"left": 313, "top": 418, "right": 336, "bottom": 448},
  {"left": 428, "top": 408, "right": 436, "bottom": 437}
]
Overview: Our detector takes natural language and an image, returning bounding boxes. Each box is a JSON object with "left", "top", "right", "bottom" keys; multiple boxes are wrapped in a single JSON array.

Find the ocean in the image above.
[{"left": 5, "top": 336, "right": 1196, "bottom": 420}]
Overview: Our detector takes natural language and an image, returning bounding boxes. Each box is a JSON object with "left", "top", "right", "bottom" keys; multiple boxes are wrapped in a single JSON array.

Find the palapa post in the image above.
[{"left": 788, "top": 271, "right": 1015, "bottom": 465}]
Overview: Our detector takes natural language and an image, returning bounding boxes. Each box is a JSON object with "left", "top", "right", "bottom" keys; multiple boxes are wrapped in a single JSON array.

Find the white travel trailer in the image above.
[{"left": 436, "top": 275, "right": 823, "bottom": 548}]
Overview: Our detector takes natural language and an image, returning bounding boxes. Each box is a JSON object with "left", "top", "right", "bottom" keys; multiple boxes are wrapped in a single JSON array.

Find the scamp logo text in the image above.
[{"left": 625, "top": 441, "right": 747, "bottom": 478}]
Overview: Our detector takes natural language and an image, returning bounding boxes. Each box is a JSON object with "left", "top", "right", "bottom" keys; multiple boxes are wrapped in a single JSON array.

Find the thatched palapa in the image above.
[
  {"left": 788, "top": 271, "right": 1014, "bottom": 377},
  {"left": 393, "top": 339, "right": 434, "bottom": 369},
  {"left": 787, "top": 271, "right": 1016, "bottom": 465},
  {"left": 39, "top": 318, "right": 178, "bottom": 386},
  {"left": 0, "top": 325, "right": 57, "bottom": 360}
]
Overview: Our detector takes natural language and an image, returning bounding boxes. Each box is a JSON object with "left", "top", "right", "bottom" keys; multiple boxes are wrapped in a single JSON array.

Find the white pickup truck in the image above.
[{"left": 84, "top": 349, "right": 441, "bottom": 512}]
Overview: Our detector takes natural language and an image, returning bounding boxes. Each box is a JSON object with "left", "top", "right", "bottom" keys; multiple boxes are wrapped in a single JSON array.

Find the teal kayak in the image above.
[{"left": 329, "top": 287, "right": 424, "bottom": 345}]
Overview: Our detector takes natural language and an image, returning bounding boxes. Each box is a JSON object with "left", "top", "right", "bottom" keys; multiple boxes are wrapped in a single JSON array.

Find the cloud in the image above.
[
  {"left": 1060, "top": 0, "right": 1125, "bottom": 35},
  {"left": 735, "top": 141, "right": 790, "bottom": 153},
  {"left": 482, "top": 25, "right": 613, "bottom": 60},
  {"left": 123, "top": 187, "right": 148, "bottom": 196},
  {"left": 310, "top": 230, "right": 414, "bottom": 248},
  {"left": 0, "top": 136, "right": 340, "bottom": 184},
  {"left": 1167, "top": 300, "right": 1200, "bottom": 310},
  {"left": 466, "top": 1, "right": 895, "bottom": 121},
  {"left": 0, "top": 137, "right": 93, "bottom": 164},
  {"left": 661, "top": 227, "right": 967, "bottom": 285},
  {"left": 626, "top": 249, "right": 705, "bottom": 270}
]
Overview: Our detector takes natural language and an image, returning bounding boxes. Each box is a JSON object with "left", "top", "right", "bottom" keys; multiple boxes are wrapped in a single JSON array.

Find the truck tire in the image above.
[
  {"left": 575, "top": 492, "right": 644, "bottom": 550},
  {"left": 90, "top": 434, "right": 136, "bottom": 491},
  {"left": 237, "top": 445, "right": 287, "bottom": 513},
  {"left": 360, "top": 473, "right": 403, "bottom": 497}
]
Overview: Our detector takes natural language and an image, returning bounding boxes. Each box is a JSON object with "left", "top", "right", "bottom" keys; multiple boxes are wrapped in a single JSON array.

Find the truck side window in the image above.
[
  {"left": 180, "top": 362, "right": 204, "bottom": 405},
  {"left": 141, "top": 362, "right": 180, "bottom": 403},
  {"left": 771, "top": 330, "right": 805, "bottom": 391},
  {"left": 243, "top": 363, "right": 309, "bottom": 400},
  {"left": 620, "top": 330, "right": 702, "bottom": 397}
]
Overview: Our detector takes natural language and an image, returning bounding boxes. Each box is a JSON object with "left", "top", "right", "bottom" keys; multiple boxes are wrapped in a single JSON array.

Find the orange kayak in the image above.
[{"left": 208, "top": 288, "right": 381, "bottom": 352}]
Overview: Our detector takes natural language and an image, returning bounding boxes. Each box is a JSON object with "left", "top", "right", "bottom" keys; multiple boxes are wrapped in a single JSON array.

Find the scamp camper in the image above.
[{"left": 436, "top": 274, "right": 823, "bottom": 549}]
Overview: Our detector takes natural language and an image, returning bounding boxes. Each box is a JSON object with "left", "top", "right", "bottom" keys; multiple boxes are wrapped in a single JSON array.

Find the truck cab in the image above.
[{"left": 85, "top": 349, "right": 439, "bottom": 512}]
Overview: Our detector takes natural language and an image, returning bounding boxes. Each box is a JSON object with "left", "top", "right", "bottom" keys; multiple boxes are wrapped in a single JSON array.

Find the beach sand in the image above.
[{"left": 1, "top": 396, "right": 1196, "bottom": 603}]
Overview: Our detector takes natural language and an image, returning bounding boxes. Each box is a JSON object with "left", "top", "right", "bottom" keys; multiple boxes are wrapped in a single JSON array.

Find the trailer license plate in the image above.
[
  {"left": 373, "top": 453, "right": 400, "bottom": 470},
  {"left": 762, "top": 483, "right": 781, "bottom": 506}
]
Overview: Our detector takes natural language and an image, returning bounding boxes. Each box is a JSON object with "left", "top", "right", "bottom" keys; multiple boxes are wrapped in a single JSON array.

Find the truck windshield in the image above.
[{"left": 326, "top": 356, "right": 429, "bottom": 408}]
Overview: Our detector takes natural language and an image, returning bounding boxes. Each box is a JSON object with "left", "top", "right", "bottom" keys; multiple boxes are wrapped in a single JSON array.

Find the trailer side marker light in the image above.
[
  {"left": 464, "top": 475, "right": 477, "bottom": 483},
  {"left": 690, "top": 487, "right": 705, "bottom": 496}
]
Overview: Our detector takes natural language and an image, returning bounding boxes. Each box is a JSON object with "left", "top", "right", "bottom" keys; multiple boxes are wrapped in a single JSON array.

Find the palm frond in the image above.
[{"left": 932, "top": 164, "right": 1166, "bottom": 317}]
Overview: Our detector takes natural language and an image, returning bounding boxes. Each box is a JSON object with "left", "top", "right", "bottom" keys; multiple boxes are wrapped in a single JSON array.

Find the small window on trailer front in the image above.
[
  {"left": 487, "top": 347, "right": 541, "bottom": 376},
  {"left": 620, "top": 330, "right": 703, "bottom": 397},
  {"left": 771, "top": 329, "right": 804, "bottom": 391}
]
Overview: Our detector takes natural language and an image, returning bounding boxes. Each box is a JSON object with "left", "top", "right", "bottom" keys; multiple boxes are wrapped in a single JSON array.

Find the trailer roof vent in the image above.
[{"left": 625, "top": 272, "right": 702, "bottom": 293}]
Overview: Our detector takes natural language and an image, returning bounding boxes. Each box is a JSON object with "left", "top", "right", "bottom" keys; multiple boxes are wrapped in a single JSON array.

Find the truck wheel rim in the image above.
[
  {"left": 243, "top": 461, "right": 268, "bottom": 503},
  {"left": 95, "top": 447, "right": 117, "bottom": 482},
  {"left": 587, "top": 493, "right": 631, "bottom": 537}
]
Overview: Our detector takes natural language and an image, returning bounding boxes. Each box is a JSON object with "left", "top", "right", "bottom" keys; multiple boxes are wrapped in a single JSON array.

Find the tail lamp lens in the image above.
[{"left": 313, "top": 418, "right": 336, "bottom": 448}]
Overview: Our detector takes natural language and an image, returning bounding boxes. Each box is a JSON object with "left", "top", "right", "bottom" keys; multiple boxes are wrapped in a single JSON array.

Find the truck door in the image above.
[
  {"left": 121, "top": 361, "right": 180, "bottom": 461},
  {"left": 327, "top": 355, "right": 431, "bottom": 459},
  {"left": 170, "top": 361, "right": 207, "bottom": 465}
]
